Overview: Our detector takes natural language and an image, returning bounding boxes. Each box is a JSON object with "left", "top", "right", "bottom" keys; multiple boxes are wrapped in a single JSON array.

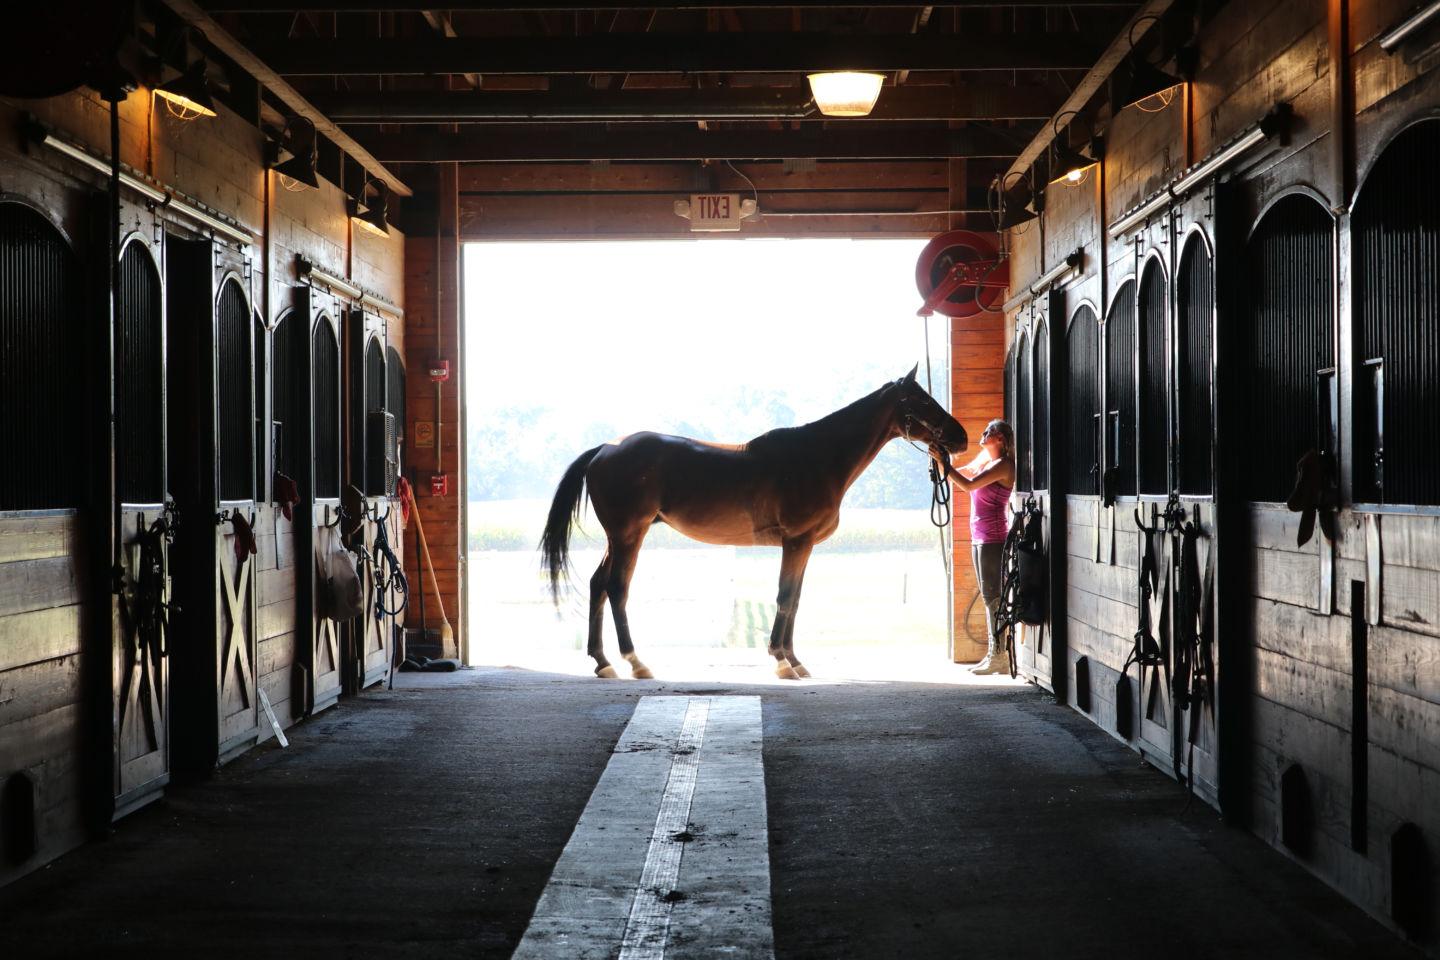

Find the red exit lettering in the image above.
[{"left": 699, "top": 195, "right": 731, "bottom": 220}]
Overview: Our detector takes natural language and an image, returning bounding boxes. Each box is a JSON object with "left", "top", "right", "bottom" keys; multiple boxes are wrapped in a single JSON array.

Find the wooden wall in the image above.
[
  {"left": 403, "top": 165, "right": 464, "bottom": 659},
  {"left": 0, "top": 79, "right": 406, "bottom": 887},
  {"left": 1003, "top": 0, "right": 1440, "bottom": 947}
]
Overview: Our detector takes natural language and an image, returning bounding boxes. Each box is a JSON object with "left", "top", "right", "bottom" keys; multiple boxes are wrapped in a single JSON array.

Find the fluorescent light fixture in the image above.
[{"left": 806, "top": 72, "right": 885, "bottom": 118}]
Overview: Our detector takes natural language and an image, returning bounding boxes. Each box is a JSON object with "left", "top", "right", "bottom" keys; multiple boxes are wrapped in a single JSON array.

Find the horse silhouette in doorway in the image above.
[{"left": 541, "top": 366, "right": 968, "bottom": 679}]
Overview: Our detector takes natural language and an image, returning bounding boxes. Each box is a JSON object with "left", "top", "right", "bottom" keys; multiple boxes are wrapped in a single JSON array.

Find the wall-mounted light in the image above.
[
  {"left": 269, "top": 116, "right": 319, "bottom": 191},
  {"left": 349, "top": 176, "right": 390, "bottom": 237},
  {"left": 806, "top": 71, "right": 885, "bottom": 117},
  {"left": 995, "top": 174, "right": 1038, "bottom": 230},
  {"left": 1114, "top": 57, "right": 1185, "bottom": 113},
  {"left": 1050, "top": 138, "right": 1100, "bottom": 188},
  {"left": 154, "top": 59, "right": 217, "bottom": 120}
]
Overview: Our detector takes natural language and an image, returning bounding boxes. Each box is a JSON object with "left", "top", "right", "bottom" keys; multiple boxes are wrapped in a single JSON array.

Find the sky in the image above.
[{"left": 462, "top": 238, "right": 948, "bottom": 434}]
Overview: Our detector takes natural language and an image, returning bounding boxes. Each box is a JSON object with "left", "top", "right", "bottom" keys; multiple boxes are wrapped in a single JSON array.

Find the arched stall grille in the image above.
[
  {"left": 119, "top": 241, "right": 164, "bottom": 505},
  {"left": 1033, "top": 318, "right": 1050, "bottom": 490},
  {"left": 1105, "top": 282, "right": 1137, "bottom": 499},
  {"left": 1243, "top": 195, "right": 1335, "bottom": 503},
  {"left": 253, "top": 312, "right": 267, "bottom": 499},
  {"left": 312, "top": 317, "right": 341, "bottom": 501},
  {"left": 386, "top": 346, "right": 405, "bottom": 495},
  {"left": 217, "top": 278, "right": 254, "bottom": 503},
  {"left": 1138, "top": 259, "right": 1168, "bottom": 496},
  {"left": 1003, "top": 339, "right": 1016, "bottom": 444},
  {"left": 1067, "top": 304, "right": 1100, "bottom": 496},
  {"left": 1016, "top": 330, "right": 1033, "bottom": 492},
  {"left": 0, "top": 203, "right": 82, "bottom": 510},
  {"left": 364, "top": 338, "right": 392, "bottom": 496},
  {"left": 271, "top": 311, "right": 306, "bottom": 485},
  {"left": 1177, "top": 235, "right": 1215, "bottom": 496},
  {"left": 1353, "top": 120, "right": 1440, "bottom": 506}
]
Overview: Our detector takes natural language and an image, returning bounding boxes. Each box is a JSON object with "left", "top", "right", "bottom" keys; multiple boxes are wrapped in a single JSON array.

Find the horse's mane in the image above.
[{"left": 743, "top": 381, "right": 895, "bottom": 457}]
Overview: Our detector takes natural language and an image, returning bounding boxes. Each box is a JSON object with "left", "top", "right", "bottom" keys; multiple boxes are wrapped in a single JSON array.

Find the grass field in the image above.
[{"left": 466, "top": 499, "right": 952, "bottom": 666}]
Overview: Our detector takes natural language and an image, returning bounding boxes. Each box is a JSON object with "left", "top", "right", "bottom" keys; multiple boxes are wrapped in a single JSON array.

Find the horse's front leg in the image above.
[
  {"left": 769, "top": 540, "right": 814, "bottom": 679},
  {"left": 606, "top": 536, "right": 655, "bottom": 679}
]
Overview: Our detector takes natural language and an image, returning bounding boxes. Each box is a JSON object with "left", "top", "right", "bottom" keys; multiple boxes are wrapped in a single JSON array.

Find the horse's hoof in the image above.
[
  {"left": 790, "top": 662, "right": 811, "bottom": 679},
  {"left": 628, "top": 660, "right": 654, "bottom": 680},
  {"left": 775, "top": 662, "right": 800, "bottom": 680},
  {"left": 596, "top": 665, "right": 619, "bottom": 679}
]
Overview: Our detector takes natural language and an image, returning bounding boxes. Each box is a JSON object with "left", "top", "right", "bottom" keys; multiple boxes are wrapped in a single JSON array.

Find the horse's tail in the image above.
[{"left": 540, "top": 445, "right": 604, "bottom": 606}]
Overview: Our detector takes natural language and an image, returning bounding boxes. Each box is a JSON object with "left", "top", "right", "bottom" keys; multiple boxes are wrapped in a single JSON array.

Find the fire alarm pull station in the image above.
[
  {"left": 430, "top": 473, "right": 449, "bottom": 497},
  {"left": 429, "top": 360, "right": 450, "bottom": 382}
]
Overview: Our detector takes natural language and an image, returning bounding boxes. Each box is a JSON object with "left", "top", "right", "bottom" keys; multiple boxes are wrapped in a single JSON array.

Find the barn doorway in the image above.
[{"left": 464, "top": 239, "right": 957, "bottom": 679}]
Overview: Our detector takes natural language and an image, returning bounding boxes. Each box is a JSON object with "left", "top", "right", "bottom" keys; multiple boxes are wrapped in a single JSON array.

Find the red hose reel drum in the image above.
[{"left": 914, "top": 230, "right": 1008, "bottom": 319}]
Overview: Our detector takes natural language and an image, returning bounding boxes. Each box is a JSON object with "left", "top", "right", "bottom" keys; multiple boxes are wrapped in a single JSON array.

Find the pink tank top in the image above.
[{"left": 970, "top": 480, "right": 1012, "bottom": 544}]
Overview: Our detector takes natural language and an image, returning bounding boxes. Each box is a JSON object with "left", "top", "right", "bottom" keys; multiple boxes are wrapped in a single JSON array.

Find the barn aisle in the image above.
[{"left": 0, "top": 667, "right": 1420, "bottom": 960}]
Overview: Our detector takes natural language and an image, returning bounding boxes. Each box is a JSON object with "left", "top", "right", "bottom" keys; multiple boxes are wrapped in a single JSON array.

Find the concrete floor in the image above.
[{"left": 0, "top": 660, "right": 1423, "bottom": 960}]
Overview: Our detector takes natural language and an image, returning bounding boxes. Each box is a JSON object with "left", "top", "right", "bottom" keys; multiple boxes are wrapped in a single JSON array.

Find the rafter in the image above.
[
  {"left": 355, "top": 122, "right": 1036, "bottom": 161},
  {"left": 314, "top": 82, "right": 1063, "bottom": 121},
  {"left": 250, "top": 32, "right": 1109, "bottom": 76}
]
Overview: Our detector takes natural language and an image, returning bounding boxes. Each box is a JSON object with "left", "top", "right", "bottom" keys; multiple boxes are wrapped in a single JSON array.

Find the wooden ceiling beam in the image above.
[
  {"left": 357, "top": 122, "right": 1035, "bottom": 161},
  {"left": 251, "top": 31, "right": 1109, "bottom": 75},
  {"left": 314, "top": 82, "right": 1063, "bottom": 121},
  {"left": 208, "top": 1, "right": 1141, "bottom": 11}
]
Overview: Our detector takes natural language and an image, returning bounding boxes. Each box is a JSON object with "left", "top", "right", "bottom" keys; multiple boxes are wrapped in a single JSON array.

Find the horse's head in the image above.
[{"left": 893, "top": 364, "right": 968, "bottom": 454}]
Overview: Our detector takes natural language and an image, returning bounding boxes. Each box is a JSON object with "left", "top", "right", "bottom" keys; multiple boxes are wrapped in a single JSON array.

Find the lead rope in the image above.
[{"left": 922, "top": 313, "right": 953, "bottom": 531}]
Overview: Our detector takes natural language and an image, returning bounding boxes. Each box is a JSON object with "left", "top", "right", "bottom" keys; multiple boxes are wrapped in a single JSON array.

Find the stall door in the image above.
[
  {"left": 310, "top": 310, "right": 344, "bottom": 711},
  {"left": 165, "top": 238, "right": 259, "bottom": 774},
  {"left": 114, "top": 238, "right": 170, "bottom": 815},
  {"left": 349, "top": 325, "right": 396, "bottom": 690},
  {"left": 214, "top": 276, "right": 260, "bottom": 759}
]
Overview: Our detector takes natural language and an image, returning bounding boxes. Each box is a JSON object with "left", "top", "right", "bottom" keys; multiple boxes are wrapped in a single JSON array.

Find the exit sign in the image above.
[{"left": 687, "top": 193, "right": 744, "bottom": 231}]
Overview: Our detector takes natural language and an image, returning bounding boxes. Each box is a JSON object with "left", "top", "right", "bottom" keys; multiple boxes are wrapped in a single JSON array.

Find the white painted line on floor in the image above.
[
  {"left": 511, "top": 695, "right": 774, "bottom": 960},
  {"left": 618, "top": 698, "right": 710, "bottom": 959}
]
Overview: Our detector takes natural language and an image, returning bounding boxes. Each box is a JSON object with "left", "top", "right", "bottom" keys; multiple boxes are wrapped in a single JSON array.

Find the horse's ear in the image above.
[{"left": 903, "top": 363, "right": 919, "bottom": 383}]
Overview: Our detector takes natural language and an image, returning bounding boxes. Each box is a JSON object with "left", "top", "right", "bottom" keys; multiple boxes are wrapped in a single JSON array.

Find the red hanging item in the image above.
[
  {"left": 229, "top": 511, "right": 259, "bottom": 564},
  {"left": 396, "top": 476, "right": 413, "bottom": 526},
  {"left": 273, "top": 471, "right": 300, "bottom": 522}
]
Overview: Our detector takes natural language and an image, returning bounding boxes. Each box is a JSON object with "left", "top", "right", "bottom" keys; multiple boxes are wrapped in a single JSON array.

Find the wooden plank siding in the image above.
[
  {"left": 0, "top": 70, "right": 405, "bottom": 886},
  {"left": 1000, "top": 0, "right": 1440, "bottom": 943}
]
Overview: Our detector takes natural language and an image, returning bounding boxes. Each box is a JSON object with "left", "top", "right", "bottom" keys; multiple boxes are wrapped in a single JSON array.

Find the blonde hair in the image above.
[{"left": 982, "top": 419, "right": 1015, "bottom": 459}]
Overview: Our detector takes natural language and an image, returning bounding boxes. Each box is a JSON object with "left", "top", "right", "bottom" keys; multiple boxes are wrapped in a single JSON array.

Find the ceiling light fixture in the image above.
[
  {"left": 806, "top": 71, "right": 885, "bottom": 118},
  {"left": 349, "top": 176, "right": 390, "bottom": 237},
  {"left": 154, "top": 59, "right": 217, "bottom": 120}
]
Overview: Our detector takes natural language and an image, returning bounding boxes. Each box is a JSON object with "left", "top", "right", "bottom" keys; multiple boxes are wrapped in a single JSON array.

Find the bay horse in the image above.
[{"left": 540, "top": 366, "right": 968, "bottom": 679}]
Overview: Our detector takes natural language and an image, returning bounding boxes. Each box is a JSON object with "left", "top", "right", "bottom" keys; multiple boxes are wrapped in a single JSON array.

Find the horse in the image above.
[{"left": 540, "top": 365, "right": 968, "bottom": 680}]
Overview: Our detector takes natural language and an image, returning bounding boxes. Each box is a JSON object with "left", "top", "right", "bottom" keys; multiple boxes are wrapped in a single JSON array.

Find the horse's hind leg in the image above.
[
  {"left": 770, "top": 540, "right": 814, "bottom": 679},
  {"left": 606, "top": 534, "right": 654, "bottom": 679},
  {"left": 588, "top": 552, "right": 617, "bottom": 678}
]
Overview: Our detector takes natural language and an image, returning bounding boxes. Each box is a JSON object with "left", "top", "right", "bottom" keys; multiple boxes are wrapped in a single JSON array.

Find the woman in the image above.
[{"left": 934, "top": 419, "right": 1015, "bottom": 675}]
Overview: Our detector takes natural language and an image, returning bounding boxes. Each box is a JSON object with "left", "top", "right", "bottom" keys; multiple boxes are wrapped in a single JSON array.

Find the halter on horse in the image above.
[{"left": 540, "top": 365, "right": 968, "bottom": 679}]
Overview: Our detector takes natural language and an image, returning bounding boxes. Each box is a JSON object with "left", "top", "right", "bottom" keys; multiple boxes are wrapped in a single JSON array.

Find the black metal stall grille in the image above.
[
  {"left": 271, "top": 312, "right": 305, "bottom": 484},
  {"left": 364, "top": 338, "right": 387, "bottom": 495},
  {"left": 1004, "top": 339, "right": 1016, "bottom": 434},
  {"left": 1243, "top": 194, "right": 1334, "bottom": 503},
  {"left": 312, "top": 318, "right": 341, "bottom": 499},
  {"left": 1016, "top": 331, "right": 1033, "bottom": 491},
  {"left": 217, "top": 279, "right": 253, "bottom": 502},
  {"left": 118, "top": 242, "right": 163, "bottom": 504},
  {"left": 1178, "top": 235, "right": 1215, "bottom": 496},
  {"left": 1354, "top": 120, "right": 1440, "bottom": 505},
  {"left": 1067, "top": 305, "right": 1100, "bottom": 495},
  {"left": 1105, "top": 282, "right": 1137, "bottom": 498},
  {"left": 1138, "top": 259, "right": 1168, "bottom": 495},
  {"left": 253, "top": 313, "right": 267, "bottom": 498},
  {"left": 0, "top": 203, "right": 81, "bottom": 510},
  {"left": 1033, "top": 319, "right": 1050, "bottom": 490},
  {"left": 387, "top": 346, "right": 405, "bottom": 495}
]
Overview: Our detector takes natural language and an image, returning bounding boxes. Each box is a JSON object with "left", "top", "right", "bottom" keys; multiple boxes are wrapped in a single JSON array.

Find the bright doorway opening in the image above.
[{"left": 464, "top": 239, "right": 958, "bottom": 681}]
